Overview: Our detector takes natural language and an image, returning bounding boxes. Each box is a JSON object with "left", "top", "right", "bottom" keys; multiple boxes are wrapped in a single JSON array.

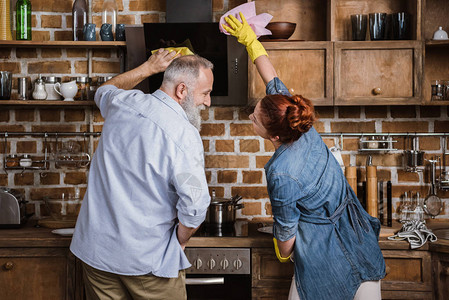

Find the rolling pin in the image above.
[
  {"left": 366, "top": 156, "right": 378, "bottom": 218},
  {"left": 345, "top": 165, "right": 357, "bottom": 196}
]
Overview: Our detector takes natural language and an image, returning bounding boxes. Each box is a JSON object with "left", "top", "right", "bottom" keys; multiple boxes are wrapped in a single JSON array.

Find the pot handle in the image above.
[{"left": 234, "top": 203, "right": 244, "bottom": 210}]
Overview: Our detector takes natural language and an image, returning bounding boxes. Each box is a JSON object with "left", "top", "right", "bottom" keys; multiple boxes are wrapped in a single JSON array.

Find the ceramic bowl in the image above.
[{"left": 266, "top": 22, "right": 297, "bottom": 40}]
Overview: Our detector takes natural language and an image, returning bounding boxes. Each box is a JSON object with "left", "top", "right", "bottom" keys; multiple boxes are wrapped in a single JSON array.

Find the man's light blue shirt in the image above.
[{"left": 70, "top": 85, "right": 210, "bottom": 277}]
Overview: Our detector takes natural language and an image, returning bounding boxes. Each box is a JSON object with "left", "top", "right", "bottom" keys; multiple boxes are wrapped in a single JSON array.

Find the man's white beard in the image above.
[{"left": 181, "top": 92, "right": 204, "bottom": 131}]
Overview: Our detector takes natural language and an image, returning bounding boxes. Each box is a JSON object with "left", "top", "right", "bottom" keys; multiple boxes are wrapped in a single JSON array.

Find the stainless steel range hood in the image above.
[{"left": 166, "top": 0, "right": 212, "bottom": 23}]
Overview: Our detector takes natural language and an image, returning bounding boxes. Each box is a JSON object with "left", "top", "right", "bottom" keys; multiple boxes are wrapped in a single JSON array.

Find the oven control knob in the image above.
[
  {"left": 193, "top": 258, "right": 203, "bottom": 270},
  {"left": 207, "top": 258, "right": 216, "bottom": 270},
  {"left": 233, "top": 258, "right": 243, "bottom": 270},
  {"left": 220, "top": 258, "right": 229, "bottom": 270}
]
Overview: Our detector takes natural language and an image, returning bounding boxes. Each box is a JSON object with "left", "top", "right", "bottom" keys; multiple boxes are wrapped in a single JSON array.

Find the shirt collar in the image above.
[
  {"left": 152, "top": 89, "right": 189, "bottom": 122},
  {"left": 264, "top": 143, "right": 289, "bottom": 172}
]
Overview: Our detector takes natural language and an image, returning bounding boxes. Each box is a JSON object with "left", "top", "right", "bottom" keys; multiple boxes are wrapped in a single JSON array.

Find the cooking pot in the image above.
[{"left": 205, "top": 195, "right": 244, "bottom": 225}]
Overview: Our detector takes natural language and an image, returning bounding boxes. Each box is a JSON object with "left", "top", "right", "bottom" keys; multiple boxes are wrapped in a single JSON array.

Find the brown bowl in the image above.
[{"left": 266, "top": 22, "right": 297, "bottom": 40}]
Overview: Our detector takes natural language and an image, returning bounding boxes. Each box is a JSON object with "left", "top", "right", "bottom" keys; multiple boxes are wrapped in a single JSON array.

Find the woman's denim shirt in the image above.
[{"left": 264, "top": 78, "right": 386, "bottom": 300}]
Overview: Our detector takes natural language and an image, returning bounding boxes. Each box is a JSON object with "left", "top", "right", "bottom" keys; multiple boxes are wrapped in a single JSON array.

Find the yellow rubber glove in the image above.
[
  {"left": 151, "top": 47, "right": 194, "bottom": 57},
  {"left": 222, "top": 12, "right": 268, "bottom": 63},
  {"left": 273, "top": 237, "right": 291, "bottom": 263}
]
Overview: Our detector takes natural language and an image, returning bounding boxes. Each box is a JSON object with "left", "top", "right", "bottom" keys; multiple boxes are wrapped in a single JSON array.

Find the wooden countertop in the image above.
[{"left": 1, "top": 220, "right": 449, "bottom": 253}]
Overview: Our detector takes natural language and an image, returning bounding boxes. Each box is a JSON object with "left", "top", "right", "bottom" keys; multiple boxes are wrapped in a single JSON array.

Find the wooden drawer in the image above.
[
  {"left": 248, "top": 41, "right": 333, "bottom": 106},
  {"left": 334, "top": 41, "right": 422, "bottom": 105},
  {"left": 381, "top": 250, "right": 432, "bottom": 293},
  {"left": 0, "top": 248, "right": 76, "bottom": 300}
]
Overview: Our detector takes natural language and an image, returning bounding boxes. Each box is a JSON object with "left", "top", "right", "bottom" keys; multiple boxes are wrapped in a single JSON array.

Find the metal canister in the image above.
[
  {"left": 97, "top": 76, "right": 113, "bottom": 85},
  {"left": 71, "top": 76, "right": 90, "bottom": 100},
  {"left": 42, "top": 76, "right": 62, "bottom": 100},
  {"left": 17, "top": 77, "right": 28, "bottom": 100}
]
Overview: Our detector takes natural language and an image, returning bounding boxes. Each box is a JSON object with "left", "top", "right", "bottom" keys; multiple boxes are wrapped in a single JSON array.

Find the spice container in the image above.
[
  {"left": 43, "top": 76, "right": 62, "bottom": 100},
  {"left": 98, "top": 76, "right": 113, "bottom": 85},
  {"left": 19, "top": 154, "right": 32, "bottom": 167},
  {"left": 5, "top": 154, "right": 19, "bottom": 167},
  {"left": 71, "top": 76, "right": 90, "bottom": 100},
  {"left": 32, "top": 74, "right": 48, "bottom": 100}
]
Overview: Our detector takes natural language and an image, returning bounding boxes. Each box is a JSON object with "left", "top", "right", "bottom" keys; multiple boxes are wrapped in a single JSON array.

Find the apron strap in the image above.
[{"left": 299, "top": 186, "right": 371, "bottom": 242}]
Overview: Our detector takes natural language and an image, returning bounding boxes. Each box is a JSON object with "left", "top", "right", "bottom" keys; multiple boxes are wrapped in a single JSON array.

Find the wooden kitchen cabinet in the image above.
[
  {"left": 0, "top": 247, "right": 77, "bottom": 300},
  {"left": 381, "top": 249, "right": 433, "bottom": 299},
  {"left": 334, "top": 41, "right": 422, "bottom": 105},
  {"left": 248, "top": 42, "right": 333, "bottom": 106},
  {"left": 432, "top": 252, "right": 449, "bottom": 300},
  {"left": 249, "top": 0, "right": 449, "bottom": 106},
  {"left": 251, "top": 247, "right": 294, "bottom": 299}
]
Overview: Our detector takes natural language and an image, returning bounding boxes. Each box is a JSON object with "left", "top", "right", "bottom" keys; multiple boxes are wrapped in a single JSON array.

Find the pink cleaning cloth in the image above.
[{"left": 219, "top": 2, "right": 272, "bottom": 38}]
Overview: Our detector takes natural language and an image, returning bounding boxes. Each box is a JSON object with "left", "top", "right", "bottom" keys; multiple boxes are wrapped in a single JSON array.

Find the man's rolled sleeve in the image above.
[{"left": 172, "top": 141, "right": 210, "bottom": 229}]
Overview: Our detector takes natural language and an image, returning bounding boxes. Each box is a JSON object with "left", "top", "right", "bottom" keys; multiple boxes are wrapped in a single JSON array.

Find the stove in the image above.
[
  {"left": 194, "top": 220, "right": 249, "bottom": 237},
  {"left": 186, "top": 221, "right": 252, "bottom": 300}
]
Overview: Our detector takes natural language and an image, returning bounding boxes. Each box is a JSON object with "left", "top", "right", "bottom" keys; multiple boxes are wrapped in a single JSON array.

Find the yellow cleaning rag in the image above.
[{"left": 151, "top": 47, "right": 194, "bottom": 57}]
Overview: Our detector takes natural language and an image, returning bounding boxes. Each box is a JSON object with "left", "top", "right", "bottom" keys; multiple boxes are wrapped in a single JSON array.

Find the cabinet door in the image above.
[
  {"left": 381, "top": 250, "right": 432, "bottom": 294},
  {"left": 0, "top": 248, "right": 76, "bottom": 300},
  {"left": 334, "top": 41, "right": 422, "bottom": 105},
  {"left": 252, "top": 247, "right": 294, "bottom": 299},
  {"left": 248, "top": 42, "right": 333, "bottom": 106},
  {"left": 432, "top": 252, "right": 449, "bottom": 300}
]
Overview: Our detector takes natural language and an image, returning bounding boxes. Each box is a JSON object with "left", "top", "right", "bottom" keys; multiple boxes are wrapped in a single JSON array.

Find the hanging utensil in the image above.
[{"left": 424, "top": 158, "right": 442, "bottom": 218}]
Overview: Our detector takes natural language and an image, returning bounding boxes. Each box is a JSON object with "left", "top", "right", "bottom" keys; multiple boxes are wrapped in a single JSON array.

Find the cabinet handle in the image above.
[
  {"left": 442, "top": 266, "right": 449, "bottom": 276},
  {"left": 372, "top": 87, "right": 382, "bottom": 95},
  {"left": 3, "top": 262, "right": 14, "bottom": 270},
  {"left": 385, "top": 265, "right": 390, "bottom": 275}
]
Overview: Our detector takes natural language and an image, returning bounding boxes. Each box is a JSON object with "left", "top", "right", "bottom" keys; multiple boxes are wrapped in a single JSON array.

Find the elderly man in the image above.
[{"left": 70, "top": 49, "right": 213, "bottom": 300}]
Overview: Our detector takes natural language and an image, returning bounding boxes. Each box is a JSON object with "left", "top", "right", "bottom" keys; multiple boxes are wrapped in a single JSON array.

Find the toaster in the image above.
[{"left": 0, "top": 189, "right": 27, "bottom": 228}]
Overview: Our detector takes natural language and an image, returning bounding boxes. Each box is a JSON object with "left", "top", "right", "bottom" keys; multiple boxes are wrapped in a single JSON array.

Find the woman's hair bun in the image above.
[{"left": 286, "top": 95, "right": 315, "bottom": 133}]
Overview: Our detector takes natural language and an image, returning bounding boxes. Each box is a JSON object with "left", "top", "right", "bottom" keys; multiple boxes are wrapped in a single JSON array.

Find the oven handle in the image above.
[{"left": 185, "top": 277, "right": 225, "bottom": 285}]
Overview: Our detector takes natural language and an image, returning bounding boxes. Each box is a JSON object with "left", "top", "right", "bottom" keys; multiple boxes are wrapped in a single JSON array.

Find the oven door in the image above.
[{"left": 186, "top": 274, "right": 251, "bottom": 300}]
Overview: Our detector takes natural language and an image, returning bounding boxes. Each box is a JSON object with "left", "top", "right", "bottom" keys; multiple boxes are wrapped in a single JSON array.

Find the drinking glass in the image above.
[
  {"left": 0, "top": 71, "right": 12, "bottom": 100},
  {"left": 391, "top": 12, "right": 410, "bottom": 40},
  {"left": 351, "top": 14, "right": 367, "bottom": 41},
  {"left": 369, "top": 13, "right": 387, "bottom": 40}
]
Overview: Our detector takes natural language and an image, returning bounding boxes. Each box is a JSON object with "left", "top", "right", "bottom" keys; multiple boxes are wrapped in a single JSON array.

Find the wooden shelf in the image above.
[
  {"left": 0, "top": 41, "right": 126, "bottom": 48},
  {"left": 425, "top": 40, "right": 449, "bottom": 47},
  {"left": 0, "top": 100, "right": 96, "bottom": 106}
]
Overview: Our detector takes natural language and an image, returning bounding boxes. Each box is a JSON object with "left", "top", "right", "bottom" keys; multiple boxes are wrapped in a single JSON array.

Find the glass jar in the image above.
[
  {"left": 71, "top": 76, "right": 90, "bottom": 100},
  {"left": 98, "top": 76, "right": 113, "bottom": 85},
  {"left": 5, "top": 154, "right": 19, "bottom": 167},
  {"left": 43, "top": 76, "right": 62, "bottom": 100},
  {"left": 19, "top": 154, "right": 32, "bottom": 167},
  {"left": 101, "top": 0, "right": 117, "bottom": 39},
  {"left": 431, "top": 80, "right": 444, "bottom": 101}
]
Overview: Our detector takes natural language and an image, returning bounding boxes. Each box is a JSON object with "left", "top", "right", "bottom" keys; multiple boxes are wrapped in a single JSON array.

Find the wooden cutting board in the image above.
[
  {"left": 37, "top": 218, "right": 76, "bottom": 229},
  {"left": 380, "top": 225, "right": 400, "bottom": 238}
]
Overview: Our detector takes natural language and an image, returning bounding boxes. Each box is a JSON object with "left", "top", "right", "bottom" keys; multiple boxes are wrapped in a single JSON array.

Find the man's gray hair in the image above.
[{"left": 162, "top": 55, "right": 213, "bottom": 90}]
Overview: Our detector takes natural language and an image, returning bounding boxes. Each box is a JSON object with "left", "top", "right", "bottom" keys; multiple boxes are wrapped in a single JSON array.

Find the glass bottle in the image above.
[
  {"left": 16, "top": 0, "right": 31, "bottom": 40},
  {"left": 101, "top": 0, "right": 117, "bottom": 39},
  {"left": 72, "top": 0, "right": 87, "bottom": 41},
  {"left": 0, "top": 0, "right": 13, "bottom": 40}
]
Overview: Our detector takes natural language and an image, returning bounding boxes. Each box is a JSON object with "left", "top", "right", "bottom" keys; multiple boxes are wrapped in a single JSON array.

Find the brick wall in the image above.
[
  {"left": 1, "top": 106, "right": 448, "bottom": 223},
  {"left": 1, "top": 0, "right": 449, "bottom": 224}
]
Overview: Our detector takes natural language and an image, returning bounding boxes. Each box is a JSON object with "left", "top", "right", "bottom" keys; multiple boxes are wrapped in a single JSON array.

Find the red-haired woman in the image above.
[{"left": 223, "top": 13, "right": 385, "bottom": 300}]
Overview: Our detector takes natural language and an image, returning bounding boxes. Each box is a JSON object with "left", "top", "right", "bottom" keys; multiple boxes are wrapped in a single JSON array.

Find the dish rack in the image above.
[{"left": 359, "top": 135, "right": 397, "bottom": 152}]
